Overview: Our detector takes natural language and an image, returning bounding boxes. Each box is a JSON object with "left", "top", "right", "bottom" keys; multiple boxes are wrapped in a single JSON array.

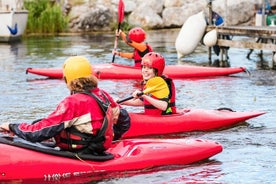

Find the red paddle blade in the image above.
[{"left": 118, "top": 0, "right": 124, "bottom": 23}]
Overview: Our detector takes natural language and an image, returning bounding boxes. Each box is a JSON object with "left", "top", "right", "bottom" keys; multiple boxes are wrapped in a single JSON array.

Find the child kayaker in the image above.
[
  {"left": 112, "top": 27, "right": 153, "bottom": 67},
  {"left": 120, "top": 52, "right": 176, "bottom": 115},
  {"left": 0, "top": 56, "right": 129, "bottom": 155}
]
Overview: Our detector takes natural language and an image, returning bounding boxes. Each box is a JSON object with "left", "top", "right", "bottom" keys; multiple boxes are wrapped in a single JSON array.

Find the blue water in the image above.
[{"left": 0, "top": 29, "right": 275, "bottom": 184}]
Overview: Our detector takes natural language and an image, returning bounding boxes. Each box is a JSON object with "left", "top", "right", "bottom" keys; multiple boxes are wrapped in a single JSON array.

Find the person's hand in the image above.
[
  {"left": 115, "top": 29, "right": 122, "bottom": 37},
  {"left": 0, "top": 123, "right": 10, "bottom": 132},
  {"left": 114, "top": 98, "right": 120, "bottom": 103},
  {"left": 132, "top": 90, "right": 143, "bottom": 98},
  {"left": 112, "top": 49, "right": 120, "bottom": 56},
  {"left": 0, "top": 123, "right": 14, "bottom": 136}
]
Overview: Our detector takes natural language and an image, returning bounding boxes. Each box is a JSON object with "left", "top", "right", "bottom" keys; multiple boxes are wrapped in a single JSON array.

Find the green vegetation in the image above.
[
  {"left": 120, "top": 21, "right": 133, "bottom": 32},
  {"left": 112, "top": 21, "right": 133, "bottom": 32},
  {"left": 24, "top": 0, "right": 69, "bottom": 34}
]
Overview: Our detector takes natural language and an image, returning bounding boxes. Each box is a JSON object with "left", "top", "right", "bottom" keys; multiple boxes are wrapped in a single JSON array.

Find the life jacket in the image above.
[
  {"left": 144, "top": 95, "right": 166, "bottom": 115},
  {"left": 144, "top": 76, "right": 176, "bottom": 115},
  {"left": 133, "top": 44, "right": 153, "bottom": 67},
  {"left": 162, "top": 76, "right": 177, "bottom": 114},
  {"left": 57, "top": 91, "right": 114, "bottom": 155}
]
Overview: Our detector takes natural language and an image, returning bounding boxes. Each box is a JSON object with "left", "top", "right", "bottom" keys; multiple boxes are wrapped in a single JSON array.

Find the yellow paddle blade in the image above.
[
  {"left": 117, "top": 76, "right": 170, "bottom": 104},
  {"left": 143, "top": 77, "right": 169, "bottom": 98}
]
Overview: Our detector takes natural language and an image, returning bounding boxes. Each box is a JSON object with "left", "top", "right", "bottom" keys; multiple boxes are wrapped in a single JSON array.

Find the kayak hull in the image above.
[
  {"left": 123, "top": 109, "right": 265, "bottom": 138},
  {"left": 0, "top": 137, "right": 222, "bottom": 182},
  {"left": 26, "top": 63, "right": 247, "bottom": 80}
]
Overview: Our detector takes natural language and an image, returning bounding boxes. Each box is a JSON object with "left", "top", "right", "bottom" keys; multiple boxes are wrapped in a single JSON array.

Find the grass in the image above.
[{"left": 24, "top": 0, "right": 69, "bottom": 34}]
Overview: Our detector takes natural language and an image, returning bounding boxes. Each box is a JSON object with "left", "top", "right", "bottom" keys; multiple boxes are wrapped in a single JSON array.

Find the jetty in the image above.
[
  {"left": 206, "top": 25, "right": 276, "bottom": 69},
  {"left": 207, "top": 0, "right": 276, "bottom": 69}
]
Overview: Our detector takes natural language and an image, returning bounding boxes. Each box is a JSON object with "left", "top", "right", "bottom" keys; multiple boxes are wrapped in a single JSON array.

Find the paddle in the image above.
[
  {"left": 117, "top": 77, "right": 169, "bottom": 104},
  {"left": 112, "top": 0, "right": 125, "bottom": 63}
]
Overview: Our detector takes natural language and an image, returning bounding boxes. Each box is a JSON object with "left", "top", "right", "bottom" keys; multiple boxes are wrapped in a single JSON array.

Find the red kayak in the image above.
[
  {"left": 26, "top": 63, "right": 247, "bottom": 80},
  {"left": 0, "top": 136, "right": 222, "bottom": 182},
  {"left": 122, "top": 108, "right": 265, "bottom": 138}
]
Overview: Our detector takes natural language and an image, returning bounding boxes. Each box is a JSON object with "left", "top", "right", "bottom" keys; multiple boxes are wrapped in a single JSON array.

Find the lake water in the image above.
[{"left": 0, "top": 29, "right": 275, "bottom": 184}]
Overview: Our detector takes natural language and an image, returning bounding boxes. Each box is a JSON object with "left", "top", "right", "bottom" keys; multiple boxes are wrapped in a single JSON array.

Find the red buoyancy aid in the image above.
[
  {"left": 56, "top": 91, "right": 114, "bottom": 153},
  {"left": 143, "top": 76, "right": 176, "bottom": 115},
  {"left": 133, "top": 44, "right": 153, "bottom": 67},
  {"left": 144, "top": 95, "right": 165, "bottom": 115},
  {"left": 100, "top": 104, "right": 114, "bottom": 149}
]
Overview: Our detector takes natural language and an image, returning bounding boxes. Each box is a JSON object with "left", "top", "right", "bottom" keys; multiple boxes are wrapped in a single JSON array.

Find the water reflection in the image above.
[
  {"left": 0, "top": 43, "right": 21, "bottom": 58},
  {"left": 101, "top": 161, "right": 224, "bottom": 184}
]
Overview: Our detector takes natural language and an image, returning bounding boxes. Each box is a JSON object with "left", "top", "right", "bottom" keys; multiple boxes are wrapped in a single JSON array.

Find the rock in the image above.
[
  {"left": 65, "top": 0, "right": 276, "bottom": 32},
  {"left": 122, "top": 0, "right": 137, "bottom": 13},
  {"left": 162, "top": 7, "right": 186, "bottom": 27},
  {"left": 164, "top": 0, "right": 185, "bottom": 8},
  {"left": 69, "top": 3, "right": 114, "bottom": 32},
  {"left": 128, "top": 6, "right": 163, "bottom": 28},
  {"left": 212, "top": 0, "right": 255, "bottom": 26}
]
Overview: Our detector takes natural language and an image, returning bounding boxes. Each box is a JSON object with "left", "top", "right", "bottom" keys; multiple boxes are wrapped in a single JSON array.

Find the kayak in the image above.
[
  {"left": 122, "top": 108, "right": 265, "bottom": 138},
  {"left": 26, "top": 63, "right": 247, "bottom": 80},
  {"left": 0, "top": 136, "right": 223, "bottom": 182}
]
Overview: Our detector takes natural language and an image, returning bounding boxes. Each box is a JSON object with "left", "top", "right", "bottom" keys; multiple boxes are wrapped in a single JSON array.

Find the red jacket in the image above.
[{"left": 9, "top": 88, "right": 118, "bottom": 145}]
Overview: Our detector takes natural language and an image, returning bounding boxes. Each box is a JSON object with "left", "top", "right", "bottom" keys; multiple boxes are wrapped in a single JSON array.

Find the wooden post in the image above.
[
  {"left": 224, "top": 0, "right": 227, "bottom": 26},
  {"left": 208, "top": 0, "right": 213, "bottom": 65},
  {"left": 273, "top": 38, "right": 276, "bottom": 69},
  {"left": 262, "top": 0, "right": 265, "bottom": 26},
  {"left": 208, "top": 1, "right": 213, "bottom": 25}
]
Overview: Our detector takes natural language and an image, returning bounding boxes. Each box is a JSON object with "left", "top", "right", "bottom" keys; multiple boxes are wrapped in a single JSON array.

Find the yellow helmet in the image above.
[{"left": 63, "top": 56, "right": 93, "bottom": 84}]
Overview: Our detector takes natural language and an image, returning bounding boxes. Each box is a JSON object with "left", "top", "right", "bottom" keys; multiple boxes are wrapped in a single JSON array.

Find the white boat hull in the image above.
[{"left": 0, "top": 10, "right": 28, "bottom": 42}]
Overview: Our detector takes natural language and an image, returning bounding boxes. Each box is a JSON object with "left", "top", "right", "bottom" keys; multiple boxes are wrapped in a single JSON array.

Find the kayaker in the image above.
[
  {"left": 120, "top": 52, "right": 176, "bottom": 115},
  {"left": 0, "top": 56, "right": 129, "bottom": 155},
  {"left": 112, "top": 27, "right": 153, "bottom": 67}
]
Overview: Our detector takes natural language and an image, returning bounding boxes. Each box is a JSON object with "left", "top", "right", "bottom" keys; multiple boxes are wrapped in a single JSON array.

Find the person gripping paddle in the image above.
[
  {"left": 118, "top": 52, "right": 176, "bottom": 115},
  {"left": 112, "top": 27, "right": 153, "bottom": 67}
]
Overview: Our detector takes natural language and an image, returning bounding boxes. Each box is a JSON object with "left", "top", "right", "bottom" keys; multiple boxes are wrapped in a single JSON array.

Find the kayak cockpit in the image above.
[{"left": 0, "top": 136, "right": 114, "bottom": 161}]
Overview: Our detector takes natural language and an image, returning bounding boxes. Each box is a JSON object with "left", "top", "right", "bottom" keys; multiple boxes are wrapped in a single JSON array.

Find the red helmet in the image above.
[
  {"left": 141, "top": 52, "right": 165, "bottom": 76},
  {"left": 128, "top": 27, "right": 146, "bottom": 43}
]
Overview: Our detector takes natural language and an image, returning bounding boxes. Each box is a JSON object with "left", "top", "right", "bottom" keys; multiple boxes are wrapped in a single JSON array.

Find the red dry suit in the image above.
[{"left": 9, "top": 87, "right": 118, "bottom": 152}]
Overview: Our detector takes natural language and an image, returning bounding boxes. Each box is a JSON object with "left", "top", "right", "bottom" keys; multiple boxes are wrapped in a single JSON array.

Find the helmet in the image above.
[
  {"left": 63, "top": 56, "right": 92, "bottom": 84},
  {"left": 128, "top": 27, "right": 146, "bottom": 43},
  {"left": 141, "top": 52, "right": 165, "bottom": 76}
]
